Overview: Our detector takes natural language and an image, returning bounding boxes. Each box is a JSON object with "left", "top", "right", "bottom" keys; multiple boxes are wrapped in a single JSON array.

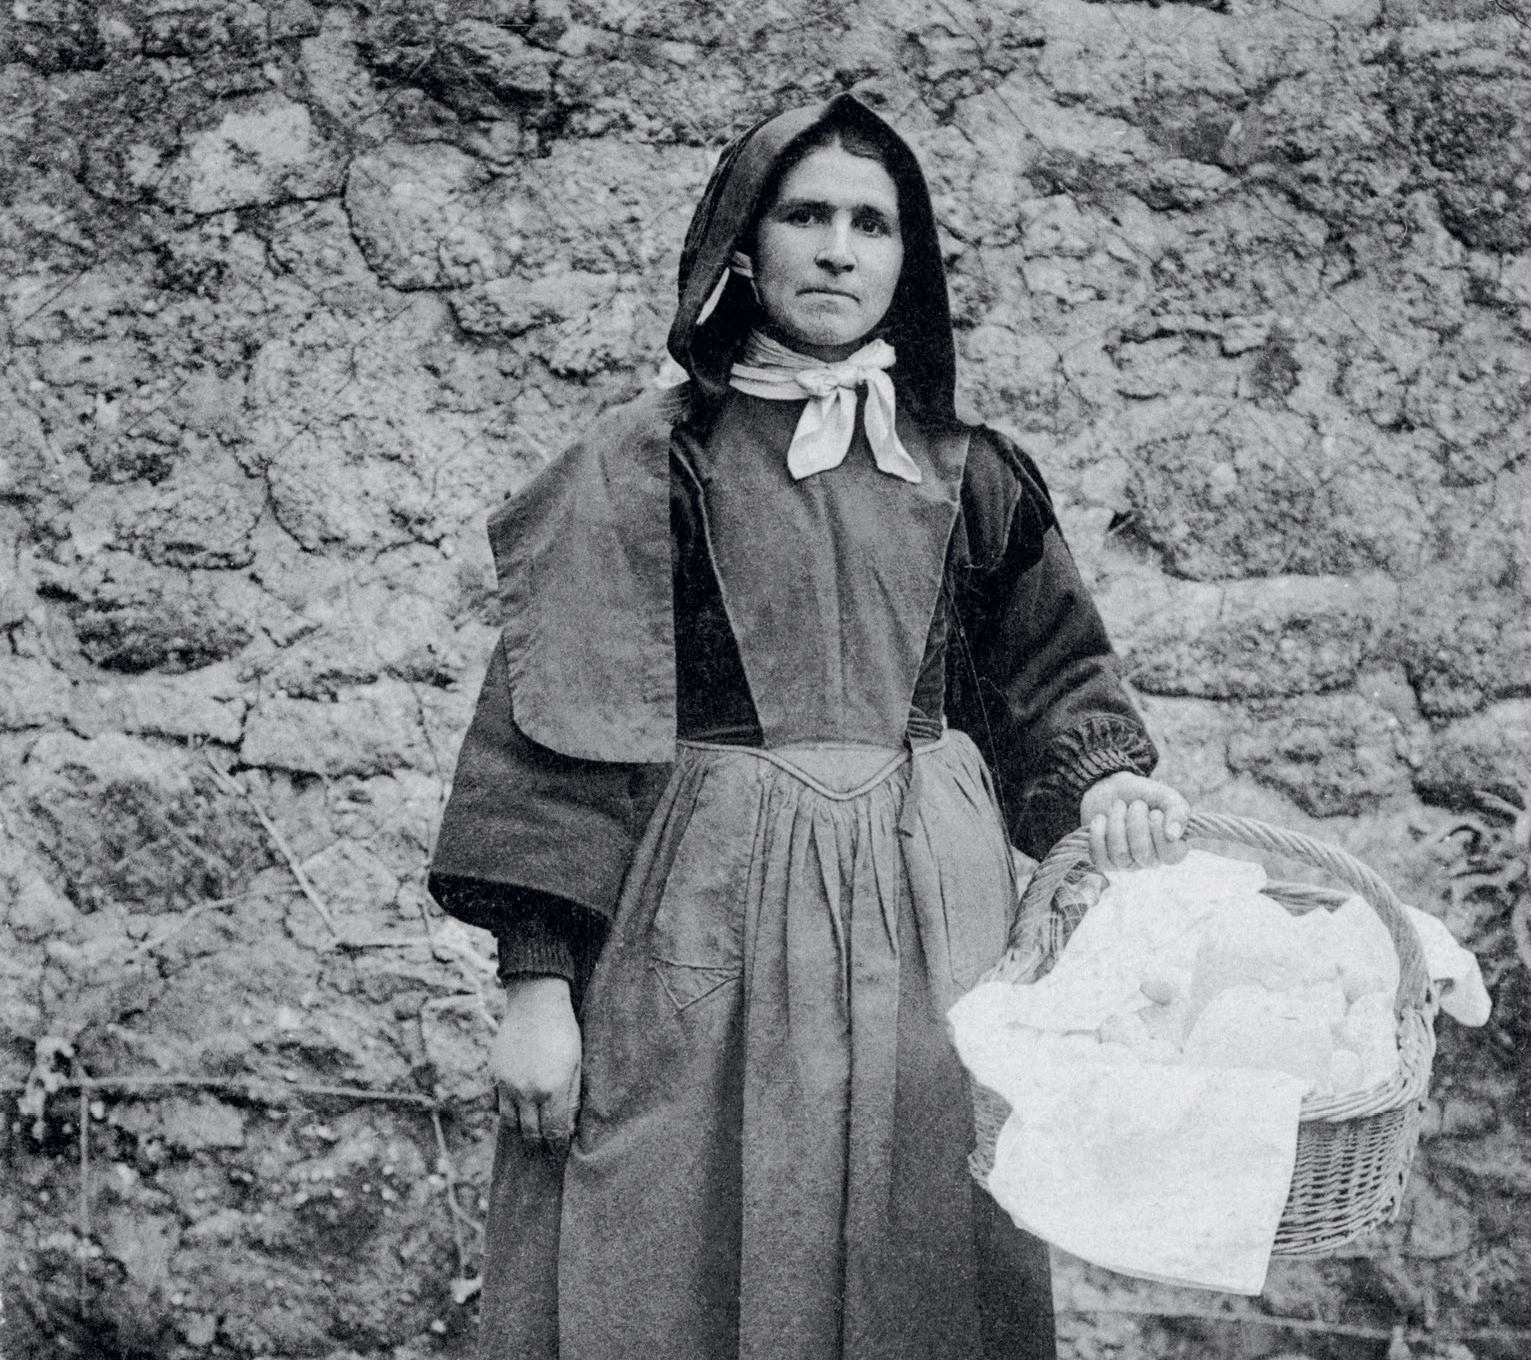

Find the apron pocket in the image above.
[
  {"left": 650, "top": 959, "right": 741, "bottom": 1011},
  {"left": 646, "top": 768, "right": 758, "bottom": 1011}
]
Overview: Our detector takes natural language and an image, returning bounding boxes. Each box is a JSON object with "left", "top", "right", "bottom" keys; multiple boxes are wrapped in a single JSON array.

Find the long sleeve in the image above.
[
  {"left": 947, "top": 431, "right": 1158, "bottom": 858},
  {"left": 428, "top": 635, "right": 672, "bottom": 981},
  {"left": 429, "top": 875, "right": 608, "bottom": 995},
  {"left": 429, "top": 446, "right": 757, "bottom": 984}
]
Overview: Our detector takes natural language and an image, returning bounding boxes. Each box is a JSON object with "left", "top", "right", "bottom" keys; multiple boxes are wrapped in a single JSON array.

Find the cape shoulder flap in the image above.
[{"left": 486, "top": 385, "right": 691, "bottom": 765}]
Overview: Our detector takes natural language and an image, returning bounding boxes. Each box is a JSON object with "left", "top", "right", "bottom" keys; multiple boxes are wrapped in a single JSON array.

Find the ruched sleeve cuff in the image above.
[
  {"left": 1031, "top": 715, "right": 1160, "bottom": 811},
  {"left": 496, "top": 910, "right": 577, "bottom": 983},
  {"left": 1010, "top": 715, "right": 1159, "bottom": 855}
]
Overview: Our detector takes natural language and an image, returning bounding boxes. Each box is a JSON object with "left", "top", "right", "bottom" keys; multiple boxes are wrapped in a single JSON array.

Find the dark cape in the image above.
[{"left": 430, "top": 94, "right": 1159, "bottom": 1359}]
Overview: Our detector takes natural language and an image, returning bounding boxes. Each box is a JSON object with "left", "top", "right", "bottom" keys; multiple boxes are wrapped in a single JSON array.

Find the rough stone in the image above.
[
  {"left": 1130, "top": 694, "right": 1239, "bottom": 808},
  {"left": 263, "top": 428, "right": 442, "bottom": 554},
  {"left": 1415, "top": 700, "right": 1531, "bottom": 807},
  {"left": 245, "top": 300, "right": 501, "bottom": 555},
  {"left": 1227, "top": 694, "right": 1421, "bottom": 817},
  {"left": 113, "top": 1095, "right": 247, "bottom": 1151},
  {"left": 343, "top": 143, "right": 491, "bottom": 291},
  {"left": 300, "top": 840, "right": 402, "bottom": 917},
  {"left": 440, "top": 20, "right": 558, "bottom": 105},
  {"left": 183, "top": 1207, "right": 248, "bottom": 1244},
  {"left": 1394, "top": 510, "right": 1531, "bottom": 718},
  {"left": 1402, "top": 324, "right": 1531, "bottom": 487},
  {"left": 239, "top": 684, "right": 427, "bottom": 779},
  {"left": 1121, "top": 402, "right": 1431, "bottom": 580},
  {"left": 113, "top": 473, "right": 264, "bottom": 570},
  {"left": 1387, "top": 43, "right": 1531, "bottom": 253},
  {"left": 0, "top": 657, "right": 76, "bottom": 731},
  {"left": 156, "top": 94, "right": 344, "bottom": 215},
  {"left": 298, "top": 5, "right": 382, "bottom": 129},
  {"left": 261, "top": 198, "right": 387, "bottom": 312},
  {"left": 73, "top": 666, "right": 250, "bottom": 746},
  {"left": 19, "top": 731, "right": 269, "bottom": 915},
  {"left": 451, "top": 269, "right": 624, "bottom": 339},
  {"left": 1400, "top": 1174, "right": 1479, "bottom": 1260},
  {"left": 1, "top": 829, "right": 84, "bottom": 945},
  {"left": 1429, "top": 1132, "right": 1531, "bottom": 1197},
  {"left": 74, "top": 590, "right": 253, "bottom": 675},
  {"left": 419, "top": 995, "right": 496, "bottom": 1104},
  {"left": 1120, "top": 574, "right": 1399, "bottom": 699}
]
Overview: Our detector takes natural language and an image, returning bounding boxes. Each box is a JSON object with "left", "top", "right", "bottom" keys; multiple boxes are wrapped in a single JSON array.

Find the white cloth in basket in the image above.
[
  {"left": 986, "top": 1039, "right": 1303, "bottom": 1294},
  {"left": 949, "top": 851, "right": 1488, "bottom": 1295},
  {"left": 951, "top": 853, "right": 1302, "bottom": 1293},
  {"left": 1405, "top": 906, "right": 1490, "bottom": 1025}
]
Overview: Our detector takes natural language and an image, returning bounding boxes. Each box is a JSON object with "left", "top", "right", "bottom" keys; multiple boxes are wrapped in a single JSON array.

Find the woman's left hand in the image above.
[{"left": 1080, "top": 772, "right": 1191, "bottom": 872}]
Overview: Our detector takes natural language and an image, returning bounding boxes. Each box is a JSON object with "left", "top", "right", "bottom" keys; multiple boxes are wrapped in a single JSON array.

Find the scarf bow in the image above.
[{"left": 729, "top": 333, "right": 923, "bottom": 484}]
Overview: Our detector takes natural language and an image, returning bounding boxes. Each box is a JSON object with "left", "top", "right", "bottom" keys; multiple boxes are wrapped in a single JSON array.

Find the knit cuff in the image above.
[{"left": 495, "top": 912, "right": 578, "bottom": 985}]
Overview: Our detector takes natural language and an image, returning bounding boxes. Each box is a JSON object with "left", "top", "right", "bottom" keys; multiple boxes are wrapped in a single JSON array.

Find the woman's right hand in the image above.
[{"left": 492, "top": 976, "right": 582, "bottom": 1149}]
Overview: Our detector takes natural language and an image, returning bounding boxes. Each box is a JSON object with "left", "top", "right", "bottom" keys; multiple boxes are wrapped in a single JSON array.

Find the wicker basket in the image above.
[{"left": 968, "top": 812, "right": 1438, "bottom": 1257}]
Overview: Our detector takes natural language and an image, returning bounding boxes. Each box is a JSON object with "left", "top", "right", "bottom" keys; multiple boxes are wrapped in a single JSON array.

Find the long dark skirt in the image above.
[{"left": 478, "top": 734, "right": 1057, "bottom": 1360}]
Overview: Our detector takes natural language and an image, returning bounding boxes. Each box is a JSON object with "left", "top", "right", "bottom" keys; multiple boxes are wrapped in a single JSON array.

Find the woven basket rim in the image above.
[
  {"left": 987, "top": 812, "right": 1438, "bottom": 1124},
  {"left": 1008, "top": 812, "right": 1433, "bottom": 1015}
]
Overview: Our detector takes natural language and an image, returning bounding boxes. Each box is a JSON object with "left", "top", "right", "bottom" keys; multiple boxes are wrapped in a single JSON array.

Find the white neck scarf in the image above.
[{"left": 728, "top": 331, "right": 922, "bottom": 484}]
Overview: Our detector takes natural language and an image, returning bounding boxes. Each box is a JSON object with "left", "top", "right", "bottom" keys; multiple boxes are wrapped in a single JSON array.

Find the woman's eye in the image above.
[{"left": 855, "top": 213, "right": 891, "bottom": 237}]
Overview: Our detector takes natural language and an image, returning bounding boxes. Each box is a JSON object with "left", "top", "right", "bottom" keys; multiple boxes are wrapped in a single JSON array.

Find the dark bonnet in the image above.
[{"left": 667, "top": 93, "right": 958, "bottom": 426}]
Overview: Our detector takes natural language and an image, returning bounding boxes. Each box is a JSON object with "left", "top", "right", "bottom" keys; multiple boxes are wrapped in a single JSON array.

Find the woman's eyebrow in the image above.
[
  {"left": 773, "top": 194, "right": 833, "bottom": 213},
  {"left": 774, "top": 194, "right": 897, "bottom": 218}
]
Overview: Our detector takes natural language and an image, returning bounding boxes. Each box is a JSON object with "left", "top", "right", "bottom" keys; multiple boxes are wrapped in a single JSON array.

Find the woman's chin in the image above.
[{"left": 763, "top": 320, "right": 878, "bottom": 362}]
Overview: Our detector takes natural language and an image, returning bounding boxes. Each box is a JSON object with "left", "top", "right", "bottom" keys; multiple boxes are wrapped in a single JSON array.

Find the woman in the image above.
[{"left": 431, "top": 94, "right": 1189, "bottom": 1360}]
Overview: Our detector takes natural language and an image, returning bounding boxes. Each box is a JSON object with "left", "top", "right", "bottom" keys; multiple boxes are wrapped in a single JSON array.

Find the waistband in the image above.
[{"left": 677, "top": 734, "right": 950, "bottom": 803}]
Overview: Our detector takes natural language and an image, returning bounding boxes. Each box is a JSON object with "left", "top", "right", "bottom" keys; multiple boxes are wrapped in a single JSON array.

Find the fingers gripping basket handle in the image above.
[{"left": 1010, "top": 812, "right": 1432, "bottom": 1019}]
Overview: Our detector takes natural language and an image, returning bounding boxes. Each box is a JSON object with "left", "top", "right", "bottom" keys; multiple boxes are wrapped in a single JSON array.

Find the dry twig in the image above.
[
  {"left": 1511, "top": 894, "right": 1531, "bottom": 975},
  {"left": 430, "top": 1107, "right": 485, "bottom": 1284},
  {"left": 1491, "top": 0, "right": 1531, "bottom": 32},
  {"left": 204, "top": 758, "right": 338, "bottom": 938},
  {"left": 2, "top": 1073, "right": 441, "bottom": 1111},
  {"left": 122, "top": 892, "right": 249, "bottom": 964},
  {"left": 77, "top": 1082, "right": 89, "bottom": 1307},
  {"left": 1063, "top": 1303, "right": 1531, "bottom": 1346}
]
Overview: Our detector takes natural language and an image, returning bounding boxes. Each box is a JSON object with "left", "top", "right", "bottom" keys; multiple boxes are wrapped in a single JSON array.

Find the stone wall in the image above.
[{"left": 2, "top": 1, "right": 1529, "bottom": 1356}]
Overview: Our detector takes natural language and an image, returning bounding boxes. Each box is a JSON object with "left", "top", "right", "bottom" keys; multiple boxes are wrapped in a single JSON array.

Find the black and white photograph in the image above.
[{"left": 1, "top": 2, "right": 1528, "bottom": 1358}]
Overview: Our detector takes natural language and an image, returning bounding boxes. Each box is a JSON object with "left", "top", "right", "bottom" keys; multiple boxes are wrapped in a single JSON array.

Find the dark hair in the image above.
[{"left": 748, "top": 122, "right": 899, "bottom": 251}]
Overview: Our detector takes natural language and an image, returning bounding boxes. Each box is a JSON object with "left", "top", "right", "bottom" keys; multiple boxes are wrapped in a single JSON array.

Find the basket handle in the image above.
[{"left": 1011, "top": 811, "right": 1431, "bottom": 1018}]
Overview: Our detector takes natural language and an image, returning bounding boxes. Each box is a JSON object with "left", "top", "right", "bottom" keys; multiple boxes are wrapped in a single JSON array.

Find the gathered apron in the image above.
[{"left": 479, "top": 733, "right": 1056, "bottom": 1360}]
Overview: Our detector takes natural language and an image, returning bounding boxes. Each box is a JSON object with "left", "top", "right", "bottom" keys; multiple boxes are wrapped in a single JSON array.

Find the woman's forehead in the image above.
[{"left": 772, "top": 145, "right": 900, "bottom": 218}]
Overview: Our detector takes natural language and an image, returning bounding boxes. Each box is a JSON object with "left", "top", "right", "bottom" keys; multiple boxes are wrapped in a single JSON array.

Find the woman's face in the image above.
[{"left": 751, "top": 143, "right": 903, "bottom": 361}]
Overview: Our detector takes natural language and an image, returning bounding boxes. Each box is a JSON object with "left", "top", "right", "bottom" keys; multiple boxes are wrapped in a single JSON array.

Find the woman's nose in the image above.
[{"left": 815, "top": 216, "right": 856, "bottom": 271}]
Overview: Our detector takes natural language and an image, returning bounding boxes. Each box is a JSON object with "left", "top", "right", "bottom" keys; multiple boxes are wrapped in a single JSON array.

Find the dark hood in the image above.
[{"left": 667, "top": 93, "right": 958, "bottom": 426}]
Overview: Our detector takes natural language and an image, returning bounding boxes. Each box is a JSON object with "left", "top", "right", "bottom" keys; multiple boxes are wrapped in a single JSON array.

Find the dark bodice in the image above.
[{"left": 672, "top": 392, "right": 965, "bottom": 748}]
